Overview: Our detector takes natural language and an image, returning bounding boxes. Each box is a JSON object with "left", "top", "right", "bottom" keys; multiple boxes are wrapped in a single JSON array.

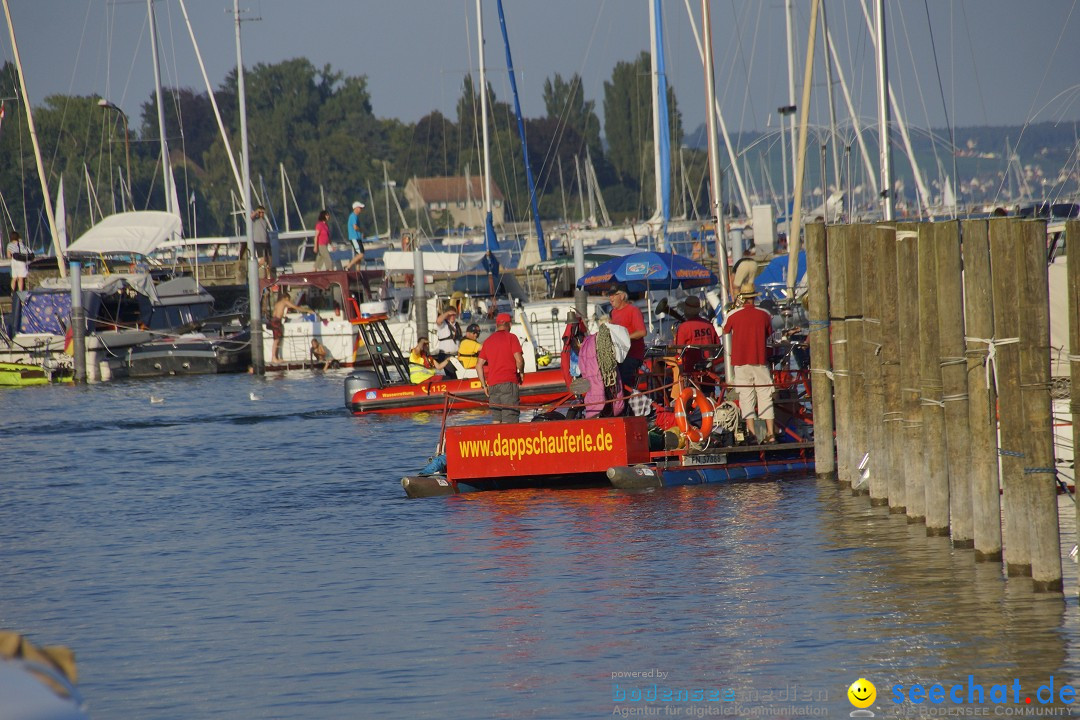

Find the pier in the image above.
[{"left": 807, "top": 218, "right": 1074, "bottom": 593}]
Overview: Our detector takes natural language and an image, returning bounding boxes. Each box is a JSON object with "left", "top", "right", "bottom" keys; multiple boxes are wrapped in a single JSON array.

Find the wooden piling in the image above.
[
  {"left": 989, "top": 218, "right": 1031, "bottom": 576},
  {"left": 827, "top": 225, "right": 852, "bottom": 486},
  {"left": 806, "top": 222, "right": 836, "bottom": 480},
  {"left": 935, "top": 221, "right": 973, "bottom": 547},
  {"left": 862, "top": 225, "right": 887, "bottom": 504},
  {"left": 844, "top": 225, "right": 868, "bottom": 495},
  {"left": 896, "top": 224, "right": 926, "bottom": 523},
  {"left": 1017, "top": 219, "right": 1062, "bottom": 592},
  {"left": 877, "top": 223, "right": 905, "bottom": 512},
  {"left": 1068, "top": 220, "right": 1080, "bottom": 594},
  {"left": 919, "top": 224, "right": 950, "bottom": 536},
  {"left": 961, "top": 220, "right": 1002, "bottom": 562}
]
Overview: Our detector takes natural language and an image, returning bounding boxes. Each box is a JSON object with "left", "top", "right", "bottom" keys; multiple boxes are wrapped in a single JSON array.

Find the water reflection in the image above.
[{"left": 2, "top": 374, "right": 1079, "bottom": 719}]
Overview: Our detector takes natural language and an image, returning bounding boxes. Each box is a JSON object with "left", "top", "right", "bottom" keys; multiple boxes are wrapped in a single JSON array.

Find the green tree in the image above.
[
  {"left": 542, "top": 72, "right": 602, "bottom": 160},
  {"left": 602, "top": 51, "right": 683, "bottom": 217}
]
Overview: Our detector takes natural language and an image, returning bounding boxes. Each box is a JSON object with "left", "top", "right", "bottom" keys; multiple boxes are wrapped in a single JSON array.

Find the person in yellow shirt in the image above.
[
  {"left": 457, "top": 323, "right": 483, "bottom": 370},
  {"left": 409, "top": 338, "right": 448, "bottom": 384}
]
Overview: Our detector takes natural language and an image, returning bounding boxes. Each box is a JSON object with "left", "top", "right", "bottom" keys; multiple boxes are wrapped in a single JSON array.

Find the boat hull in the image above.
[
  {"left": 401, "top": 417, "right": 816, "bottom": 498},
  {"left": 0, "top": 362, "right": 51, "bottom": 387},
  {"left": 347, "top": 368, "right": 569, "bottom": 415},
  {"left": 125, "top": 333, "right": 251, "bottom": 378}
]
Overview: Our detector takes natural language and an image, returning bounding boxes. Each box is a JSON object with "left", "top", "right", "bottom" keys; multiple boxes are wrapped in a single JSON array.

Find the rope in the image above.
[
  {"left": 807, "top": 319, "right": 830, "bottom": 334},
  {"left": 882, "top": 411, "right": 904, "bottom": 423},
  {"left": 1071, "top": 355, "right": 1080, "bottom": 362},
  {"left": 998, "top": 448, "right": 1025, "bottom": 458},
  {"left": 595, "top": 324, "right": 618, "bottom": 389},
  {"left": 965, "top": 336, "right": 1019, "bottom": 393},
  {"left": 939, "top": 356, "right": 966, "bottom": 367},
  {"left": 810, "top": 368, "right": 835, "bottom": 380},
  {"left": 920, "top": 397, "right": 945, "bottom": 408},
  {"left": 1023, "top": 467, "right": 1057, "bottom": 475},
  {"left": 941, "top": 393, "right": 970, "bottom": 403}
]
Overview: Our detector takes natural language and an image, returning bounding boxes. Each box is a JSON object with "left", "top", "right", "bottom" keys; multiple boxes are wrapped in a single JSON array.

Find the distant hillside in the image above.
[{"left": 684, "top": 121, "right": 1080, "bottom": 206}]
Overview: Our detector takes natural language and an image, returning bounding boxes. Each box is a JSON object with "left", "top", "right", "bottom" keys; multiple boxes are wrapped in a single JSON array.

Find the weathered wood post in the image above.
[
  {"left": 896, "top": 224, "right": 926, "bottom": 522},
  {"left": 989, "top": 218, "right": 1031, "bottom": 576},
  {"left": 862, "top": 224, "right": 887, "bottom": 504},
  {"left": 935, "top": 221, "right": 973, "bottom": 547},
  {"left": 827, "top": 225, "right": 852, "bottom": 486},
  {"left": 844, "top": 225, "right": 868, "bottom": 495},
  {"left": 1017, "top": 219, "right": 1062, "bottom": 592},
  {"left": 1068, "top": 220, "right": 1080, "bottom": 593},
  {"left": 961, "top": 220, "right": 1002, "bottom": 562},
  {"left": 919, "top": 224, "right": 950, "bottom": 535},
  {"left": 806, "top": 221, "right": 836, "bottom": 480},
  {"left": 877, "top": 223, "right": 905, "bottom": 512}
]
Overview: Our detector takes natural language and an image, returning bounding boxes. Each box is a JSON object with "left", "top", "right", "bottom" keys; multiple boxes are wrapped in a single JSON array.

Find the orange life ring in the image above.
[{"left": 673, "top": 387, "right": 715, "bottom": 443}]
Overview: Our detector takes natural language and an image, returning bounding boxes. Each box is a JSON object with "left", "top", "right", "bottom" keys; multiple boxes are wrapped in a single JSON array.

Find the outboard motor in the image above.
[{"left": 344, "top": 370, "right": 381, "bottom": 408}]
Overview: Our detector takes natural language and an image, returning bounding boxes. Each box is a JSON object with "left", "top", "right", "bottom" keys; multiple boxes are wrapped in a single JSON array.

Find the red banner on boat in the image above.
[{"left": 445, "top": 417, "right": 651, "bottom": 482}]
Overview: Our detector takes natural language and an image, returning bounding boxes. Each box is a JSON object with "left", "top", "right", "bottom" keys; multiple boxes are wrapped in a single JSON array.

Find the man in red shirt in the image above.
[
  {"left": 722, "top": 281, "right": 776, "bottom": 442},
  {"left": 606, "top": 283, "right": 646, "bottom": 391},
  {"left": 675, "top": 295, "right": 720, "bottom": 390},
  {"left": 476, "top": 312, "right": 524, "bottom": 424}
]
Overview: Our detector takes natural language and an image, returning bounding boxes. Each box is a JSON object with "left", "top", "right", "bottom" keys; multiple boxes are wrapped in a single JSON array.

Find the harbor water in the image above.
[{"left": 2, "top": 372, "right": 1079, "bottom": 719}]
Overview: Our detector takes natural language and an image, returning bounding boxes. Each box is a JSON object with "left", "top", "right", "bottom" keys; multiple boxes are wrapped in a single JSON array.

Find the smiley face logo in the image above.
[{"left": 847, "top": 678, "right": 876, "bottom": 709}]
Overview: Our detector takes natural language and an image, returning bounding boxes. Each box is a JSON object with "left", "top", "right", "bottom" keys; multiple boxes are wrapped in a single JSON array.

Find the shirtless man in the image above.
[{"left": 270, "top": 291, "right": 306, "bottom": 361}]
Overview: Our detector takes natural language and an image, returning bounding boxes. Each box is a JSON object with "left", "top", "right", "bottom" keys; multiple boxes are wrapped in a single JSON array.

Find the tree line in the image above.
[{"left": 0, "top": 53, "right": 704, "bottom": 250}]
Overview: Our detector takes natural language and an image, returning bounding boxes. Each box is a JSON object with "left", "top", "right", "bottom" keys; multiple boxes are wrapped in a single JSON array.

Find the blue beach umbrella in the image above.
[{"left": 576, "top": 250, "right": 717, "bottom": 294}]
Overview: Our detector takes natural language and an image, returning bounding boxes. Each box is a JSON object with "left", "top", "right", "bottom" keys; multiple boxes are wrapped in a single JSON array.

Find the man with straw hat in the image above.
[{"left": 722, "top": 281, "right": 777, "bottom": 443}]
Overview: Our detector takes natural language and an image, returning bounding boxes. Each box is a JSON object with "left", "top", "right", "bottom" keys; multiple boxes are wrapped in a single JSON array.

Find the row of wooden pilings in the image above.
[{"left": 805, "top": 219, "right": 1074, "bottom": 593}]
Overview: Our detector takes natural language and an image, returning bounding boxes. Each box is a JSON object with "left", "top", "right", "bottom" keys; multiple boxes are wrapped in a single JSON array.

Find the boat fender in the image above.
[{"left": 673, "top": 387, "right": 714, "bottom": 443}]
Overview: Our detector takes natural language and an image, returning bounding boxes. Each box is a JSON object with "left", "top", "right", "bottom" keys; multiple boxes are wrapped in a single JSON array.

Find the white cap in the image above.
[{"left": 352, "top": 201, "right": 365, "bottom": 209}]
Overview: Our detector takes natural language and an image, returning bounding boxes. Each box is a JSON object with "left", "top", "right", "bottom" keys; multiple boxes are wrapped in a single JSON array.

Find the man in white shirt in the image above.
[{"left": 6, "top": 231, "right": 32, "bottom": 292}]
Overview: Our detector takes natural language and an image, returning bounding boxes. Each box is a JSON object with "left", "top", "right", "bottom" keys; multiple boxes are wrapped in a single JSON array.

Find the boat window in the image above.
[{"left": 93, "top": 290, "right": 145, "bottom": 331}]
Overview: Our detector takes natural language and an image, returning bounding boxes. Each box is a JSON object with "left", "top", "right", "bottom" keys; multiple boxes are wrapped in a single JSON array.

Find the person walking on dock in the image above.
[
  {"left": 313, "top": 210, "right": 334, "bottom": 271},
  {"left": 722, "top": 282, "right": 776, "bottom": 443},
  {"left": 476, "top": 312, "right": 524, "bottom": 424},
  {"left": 345, "top": 201, "right": 366, "bottom": 271},
  {"left": 606, "top": 282, "right": 646, "bottom": 392}
]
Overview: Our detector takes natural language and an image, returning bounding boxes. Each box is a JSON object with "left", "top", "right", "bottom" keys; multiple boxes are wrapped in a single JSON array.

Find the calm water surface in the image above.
[{"left": 1, "top": 372, "right": 1079, "bottom": 719}]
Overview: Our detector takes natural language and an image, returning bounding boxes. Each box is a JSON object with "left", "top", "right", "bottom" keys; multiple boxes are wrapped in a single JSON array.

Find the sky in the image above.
[{"left": 4, "top": 0, "right": 1080, "bottom": 140}]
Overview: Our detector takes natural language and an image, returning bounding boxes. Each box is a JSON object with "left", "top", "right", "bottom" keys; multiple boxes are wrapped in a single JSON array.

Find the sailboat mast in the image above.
[
  {"left": 476, "top": 0, "right": 496, "bottom": 251},
  {"left": 495, "top": 0, "right": 545, "bottom": 261},
  {"left": 1, "top": 0, "right": 64, "bottom": 277},
  {"left": 701, "top": 0, "right": 729, "bottom": 306},
  {"left": 874, "top": 0, "right": 894, "bottom": 221},
  {"left": 235, "top": 0, "right": 263, "bottom": 373},
  {"left": 648, "top": 0, "right": 672, "bottom": 248},
  {"left": 147, "top": 0, "right": 175, "bottom": 216},
  {"left": 784, "top": 0, "right": 798, "bottom": 192}
]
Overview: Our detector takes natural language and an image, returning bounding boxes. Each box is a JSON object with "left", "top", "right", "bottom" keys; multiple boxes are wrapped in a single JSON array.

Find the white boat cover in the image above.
[
  {"left": 66, "top": 211, "right": 182, "bottom": 257},
  {"left": 382, "top": 250, "right": 510, "bottom": 273}
]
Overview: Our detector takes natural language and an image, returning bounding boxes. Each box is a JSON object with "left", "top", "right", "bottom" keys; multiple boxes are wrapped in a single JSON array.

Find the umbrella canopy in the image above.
[
  {"left": 754, "top": 250, "right": 806, "bottom": 301},
  {"left": 576, "top": 251, "right": 717, "bottom": 294}
]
